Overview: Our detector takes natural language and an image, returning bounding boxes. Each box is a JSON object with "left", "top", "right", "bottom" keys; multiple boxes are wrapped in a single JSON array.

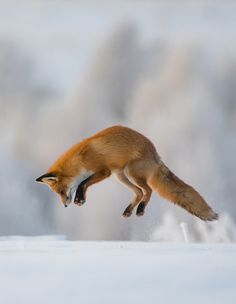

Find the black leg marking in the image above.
[
  {"left": 123, "top": 204, "right": 133, "bottom": 218},
  {"left": 74, "top": 176, "right": 92, "bottom": 205},
  {"left": 136, "top": 202, "right": 145, "bottom": 216}
]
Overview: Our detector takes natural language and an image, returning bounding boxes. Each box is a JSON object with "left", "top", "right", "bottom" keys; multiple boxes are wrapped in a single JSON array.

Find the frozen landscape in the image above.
[
  {"left": 0, "top": 2, "right": 235, "bottom": 303},
  {"left": 0, "top": 236, "right": 236, "bottom": 304},
  {"left": 0, "top": 0, "right": 235, "bottom": 241}
]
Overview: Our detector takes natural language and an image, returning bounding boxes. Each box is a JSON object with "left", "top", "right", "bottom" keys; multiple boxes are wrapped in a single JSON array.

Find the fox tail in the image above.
[{"left": 148, "top": 161, "right": 218, "bottom": 221}]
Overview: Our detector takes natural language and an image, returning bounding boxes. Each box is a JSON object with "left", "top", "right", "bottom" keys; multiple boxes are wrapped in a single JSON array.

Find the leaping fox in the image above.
[{"left": 36, "top": 125, "right": 218, "bottom": 221}]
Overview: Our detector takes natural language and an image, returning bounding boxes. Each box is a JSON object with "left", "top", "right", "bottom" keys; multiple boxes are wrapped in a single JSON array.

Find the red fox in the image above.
[{"left": 36, "top": 125, "right": 218, "bottom": 221}]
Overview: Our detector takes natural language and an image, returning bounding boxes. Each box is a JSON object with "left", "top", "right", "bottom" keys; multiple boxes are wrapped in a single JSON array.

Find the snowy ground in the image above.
[{"left": 0, "top": 236, "right": 235, "bottom": 304}]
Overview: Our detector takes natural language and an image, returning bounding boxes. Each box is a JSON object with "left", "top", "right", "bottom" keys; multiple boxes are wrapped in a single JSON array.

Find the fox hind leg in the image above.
[
  {"left": 135, "top": 181, "right": 152, "bottom": 216},
  {"left": 114, "top": 170, "right": 143, "bottom": 217},
  {"left": 124, "top": 163, "right": 152, "bottom": 216}
]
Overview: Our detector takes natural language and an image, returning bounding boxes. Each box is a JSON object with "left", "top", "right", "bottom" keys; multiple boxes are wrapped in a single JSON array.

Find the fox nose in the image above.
[{"left": 65, "top": 204, "right": 68, "bottom": 208}]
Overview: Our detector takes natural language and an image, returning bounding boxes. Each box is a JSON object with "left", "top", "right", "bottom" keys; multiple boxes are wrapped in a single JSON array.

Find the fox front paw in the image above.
[
  {"left": 74, "top": 186, "right": 86, "bottom": 206},
  {"left": 74, "top": 198, "right": 86, "bottom": 206}
]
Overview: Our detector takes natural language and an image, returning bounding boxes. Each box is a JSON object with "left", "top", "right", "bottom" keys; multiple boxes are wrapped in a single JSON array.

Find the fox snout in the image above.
[{"left": 59, "top": 193, "right": 71, "bottom": 208}]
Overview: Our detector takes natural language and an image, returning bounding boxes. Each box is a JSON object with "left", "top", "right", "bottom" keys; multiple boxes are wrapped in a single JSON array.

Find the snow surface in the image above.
[{"left": 0, "top": 236, "right": 235, "bottom": 304}]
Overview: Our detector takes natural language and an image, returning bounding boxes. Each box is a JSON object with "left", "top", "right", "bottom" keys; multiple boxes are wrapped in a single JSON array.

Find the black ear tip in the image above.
[
  {"left": 35, "top": 176, "right": 42, "bottom": 182},
  {"left": 35, "top": 172, "right": 58, "bottom": 183}
]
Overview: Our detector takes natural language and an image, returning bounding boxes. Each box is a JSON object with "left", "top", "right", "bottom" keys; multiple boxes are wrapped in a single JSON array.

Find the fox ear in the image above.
[{"left": 36, "top": 173, "right": 59, "bottom": 184}]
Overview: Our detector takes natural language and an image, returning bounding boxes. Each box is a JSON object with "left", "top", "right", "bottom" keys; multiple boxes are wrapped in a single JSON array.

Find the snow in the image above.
[{"left": 0, "top": 236, "right": 235, "bottom": 304}]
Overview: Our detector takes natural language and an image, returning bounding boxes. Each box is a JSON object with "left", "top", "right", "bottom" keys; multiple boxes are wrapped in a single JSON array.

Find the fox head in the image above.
[{"left": 36, "top": 173, "right": 75, "bottom": 207}]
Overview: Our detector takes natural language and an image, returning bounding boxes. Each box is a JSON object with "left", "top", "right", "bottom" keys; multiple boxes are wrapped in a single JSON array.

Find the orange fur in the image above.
[
  {"left": 36, "top": 125, "right": 218, "bottom": 221},
  {"left": 148, "top": 162, "right": 218, "bottom": 221}
]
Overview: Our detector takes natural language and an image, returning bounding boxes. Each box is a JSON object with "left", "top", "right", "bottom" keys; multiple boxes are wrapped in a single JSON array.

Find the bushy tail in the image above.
[{"left": 148, "top": 161, "right": 218, "bottom": 221}]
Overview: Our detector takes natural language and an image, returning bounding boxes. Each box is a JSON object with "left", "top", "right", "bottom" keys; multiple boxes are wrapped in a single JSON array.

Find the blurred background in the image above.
[{"left": 0, "top": 0, "right": 235, "bottom": 242}]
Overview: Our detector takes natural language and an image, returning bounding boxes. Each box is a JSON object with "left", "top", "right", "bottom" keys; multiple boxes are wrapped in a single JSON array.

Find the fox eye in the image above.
[{"left": 59, "top": 190, "right": 64, "bottom": 195}]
